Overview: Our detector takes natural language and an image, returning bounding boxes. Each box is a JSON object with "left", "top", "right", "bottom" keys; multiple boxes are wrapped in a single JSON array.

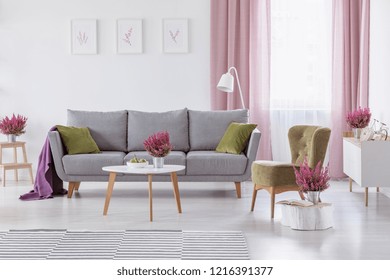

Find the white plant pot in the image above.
[{"left": 153, "top": 157, "right": 164, "bottom": 168}]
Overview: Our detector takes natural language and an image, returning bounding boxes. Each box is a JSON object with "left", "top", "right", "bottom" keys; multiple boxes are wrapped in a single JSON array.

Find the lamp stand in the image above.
[{"left": 228, "top": 66, "right": 245, "bottom": 109}]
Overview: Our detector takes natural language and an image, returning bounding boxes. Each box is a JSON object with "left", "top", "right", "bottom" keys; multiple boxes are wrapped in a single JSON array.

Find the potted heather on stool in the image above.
[
  {"left": 346, "top": 107, "right": 371, "bottom": 139},
  {"left": 294, "top": 158, "right": 330, "bottom": 205},
  {"left": 143, "top": 131, "right": 173, "bottom": 168},
  {"left": 0, "top": 114, "right": 28, "bottom": 142}
]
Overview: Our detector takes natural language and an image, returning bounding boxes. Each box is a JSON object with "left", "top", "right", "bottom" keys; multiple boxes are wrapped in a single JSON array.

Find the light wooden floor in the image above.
[{"left": 1, "top": 179, "right": 390, "bottom": 259}]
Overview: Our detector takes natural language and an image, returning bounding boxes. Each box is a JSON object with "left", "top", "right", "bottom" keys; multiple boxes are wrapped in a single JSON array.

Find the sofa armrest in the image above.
[
  {"left": 48, "top": 131, "right": 68, "bottom": 181},
  {"left": 245, "top": 128, "right": 261, "bottom": 162}
]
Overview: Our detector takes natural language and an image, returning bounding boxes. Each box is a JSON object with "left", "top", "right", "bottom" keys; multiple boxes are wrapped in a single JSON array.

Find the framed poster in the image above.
[
  {"left": 71, "top": 19, "right": 97, "bottom": 54},
  {"left": 162, "top": 19, "right": 189, "bottom": 53},
  {"left": 117, "top": 19, "right": 143, "bottom": 54}
]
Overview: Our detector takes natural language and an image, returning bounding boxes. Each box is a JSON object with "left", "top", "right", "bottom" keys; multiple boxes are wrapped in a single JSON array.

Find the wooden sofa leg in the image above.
[
  {"left": 67, "top": 182, "right": 78, "bottom": 198},
  {"left": 234, "top": 182, "right": 241, "bottom": 198},
  {"left": 74, "top": 182, "right": 81, "bottom": 191}
]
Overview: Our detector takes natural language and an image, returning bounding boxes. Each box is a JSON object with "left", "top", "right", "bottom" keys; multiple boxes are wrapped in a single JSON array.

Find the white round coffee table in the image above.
[{"left": 102, "top": 165, "right": 185, "bottom": 221}]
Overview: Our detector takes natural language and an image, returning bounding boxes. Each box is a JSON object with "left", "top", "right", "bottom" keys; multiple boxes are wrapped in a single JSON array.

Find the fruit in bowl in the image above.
[{"left": 126, "top": 155, "right": 148, "bottom": 168}]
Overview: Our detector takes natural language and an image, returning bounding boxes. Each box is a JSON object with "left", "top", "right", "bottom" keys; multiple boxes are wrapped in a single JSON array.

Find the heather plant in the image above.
[
  {"left": 293, "top": 158, "right": 330, "bottom": 193},
  {"left": 143, "top": 131, "right": 173, "bottom": 158},
  {"left": 0, "top": 114, "right": 28, "bottom": 136},
  {"left": 346, "top": 107, "right": 371, "bottom": 129}
]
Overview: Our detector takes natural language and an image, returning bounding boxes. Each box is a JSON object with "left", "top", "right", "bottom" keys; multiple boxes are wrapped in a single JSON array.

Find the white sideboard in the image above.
[{"left": 343, "top": 137, "right": 390, "bottom": 206}]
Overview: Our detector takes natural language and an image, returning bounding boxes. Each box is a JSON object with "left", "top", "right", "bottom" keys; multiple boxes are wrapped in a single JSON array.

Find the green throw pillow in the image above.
[
  {"left": 216, "top": 122, "right": 257, "bottom": 154},
  {"left": 56, "top": 125, "right": 100, "bottom": 155}
]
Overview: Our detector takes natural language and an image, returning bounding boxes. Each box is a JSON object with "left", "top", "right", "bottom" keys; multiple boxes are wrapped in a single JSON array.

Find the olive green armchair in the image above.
[{"left": 250, "top": 125, "right": 331, "bottom": 218}]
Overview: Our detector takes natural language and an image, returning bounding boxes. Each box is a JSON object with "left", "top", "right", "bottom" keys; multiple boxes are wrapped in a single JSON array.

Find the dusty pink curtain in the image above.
[
  {"left": 330, "top": 0, "right": 370, "bottom": 178},
  {"left": 210, "top": 0, "right": 272, "bottom": 160}
]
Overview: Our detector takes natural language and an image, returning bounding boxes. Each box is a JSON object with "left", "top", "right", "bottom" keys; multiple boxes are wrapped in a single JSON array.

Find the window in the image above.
[
  {"left": 270, "top": 0, "right": 332, "bottom": 110},
  {"left": 270, "top": 0, "right": 332, "bottom": 162}
]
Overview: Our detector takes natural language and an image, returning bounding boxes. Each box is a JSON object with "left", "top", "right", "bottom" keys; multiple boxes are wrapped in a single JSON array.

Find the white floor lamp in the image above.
[{"left": 217, "top": 66, "right": 246, "bottom": 109}]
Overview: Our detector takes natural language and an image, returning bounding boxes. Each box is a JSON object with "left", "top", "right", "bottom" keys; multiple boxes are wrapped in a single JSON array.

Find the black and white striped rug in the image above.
[{"left": 0, "top": 230, "right": 249, "bottom": 260}]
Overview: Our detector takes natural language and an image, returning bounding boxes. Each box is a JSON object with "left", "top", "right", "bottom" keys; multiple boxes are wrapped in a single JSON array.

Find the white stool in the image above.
[{"left": 280, "top": 203, "right": 333, "bottom": 230}]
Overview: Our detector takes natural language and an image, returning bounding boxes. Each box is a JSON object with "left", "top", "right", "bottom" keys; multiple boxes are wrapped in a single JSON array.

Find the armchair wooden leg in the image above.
[
  {"left": 270, "top": 187, "right": 276, "bottom": 219},
  {"left": 365, "top": 187, "right": 368, "bottom": 207},
  {"left": 234, "top": 182, "right": 241, "bottom": 198},
  {"left": 251, "top": 185, "right": 258, "bottom": 211}
]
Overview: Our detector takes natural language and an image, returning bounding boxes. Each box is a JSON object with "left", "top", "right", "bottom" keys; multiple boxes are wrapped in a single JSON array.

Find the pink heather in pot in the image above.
[
  {"left": 0, "top": 114, "right": 28, "bottom": 136},
  {"left": 293, "top": 158, "right": 330, "bottom": 193},
  {"left": 143, "top": 131, "right": 173, "bottom": 158},
  {"left": 346, "top": 107, "right": 371, "bottom": 129}
]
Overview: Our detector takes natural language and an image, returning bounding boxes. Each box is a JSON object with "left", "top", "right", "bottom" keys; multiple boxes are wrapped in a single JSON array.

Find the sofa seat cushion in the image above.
[
  {"left": 67, "top": 110, "right": 127, "bottom": 151},
  {"left": 63, "top": 151, "right": 126, "bottom": 176},
  {"left": 124, "top": 151, "right": 186, "bottom": 175},
  {"left": 127, "top": 109, "right": 189, "bottom": 152},
  {"left": 188, "top": 109, "right": 249, "bottom": 150},
  {"left": 186, "top": 151, "right": 247, "bottom": 175}
]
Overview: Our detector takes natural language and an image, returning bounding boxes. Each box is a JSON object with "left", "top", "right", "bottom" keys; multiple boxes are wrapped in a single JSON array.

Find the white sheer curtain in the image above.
[{"left": 270, "top": 0, "right": 332, "bottom": 162}]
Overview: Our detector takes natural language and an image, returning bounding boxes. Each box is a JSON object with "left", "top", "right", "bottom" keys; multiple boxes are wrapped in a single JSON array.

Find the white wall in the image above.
[
  {"left": 0, "top": 0, "right": 210, "bottom": 176},
  {"left": 370, "top": 0, "right": 390, "bottom": 193}
]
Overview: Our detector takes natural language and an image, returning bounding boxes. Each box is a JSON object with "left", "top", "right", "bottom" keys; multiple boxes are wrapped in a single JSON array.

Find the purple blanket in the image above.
[{"left": 20, "top": 128, "right": 67, "bottom": 200}]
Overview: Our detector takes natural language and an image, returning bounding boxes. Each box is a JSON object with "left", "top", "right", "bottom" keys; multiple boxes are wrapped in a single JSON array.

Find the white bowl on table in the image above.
[{"left": 126, "top": 161, "right": 148, "bottom": 168}]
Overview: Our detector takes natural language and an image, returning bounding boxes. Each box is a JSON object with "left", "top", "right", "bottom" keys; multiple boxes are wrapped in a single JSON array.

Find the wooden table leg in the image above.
[
  {"left": 349, "top": 177, "right": 353, "bottom": 192},
  {"left": 22, "top": 145, "right": 34, "bottom": 184},
  {"left": 148, "top": 174, "right": 153, "bottom": 222},
  {"left": 13, "top": 147, "right": 18, "bottom": 181},
  {"left": 103, "top": 172, "right": 117, "bottom": 215},
  {"left": 365, "top": 187, "right": 368, "bottom": 207},
  {"left": 170, "top": 172, "right": 182, "bottom": 214},
  {"left": 28, "top": 166, "right": 34, "bottom": 184}
]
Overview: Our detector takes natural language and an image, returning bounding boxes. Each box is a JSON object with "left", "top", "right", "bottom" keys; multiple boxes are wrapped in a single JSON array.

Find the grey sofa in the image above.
[{"left": 48, "top": 108, "right": 261, "bottom": 198}]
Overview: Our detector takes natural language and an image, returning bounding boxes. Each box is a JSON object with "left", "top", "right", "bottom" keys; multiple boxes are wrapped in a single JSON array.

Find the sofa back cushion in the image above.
[
  {"left": 67, "top": 109, "right": 127, "bottom": 151},
  {"left": 188, "top": 109, "right": 249, "bottom": 150},
  {"left": 127, "top": 108, "right": 189, "bottom": 152}
]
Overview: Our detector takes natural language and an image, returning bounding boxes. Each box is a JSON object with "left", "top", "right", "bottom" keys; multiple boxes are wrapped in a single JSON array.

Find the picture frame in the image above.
[
  {"left": 71, "top": 19, "right": 97, "bottom": 55},
  {"left": 162, "top": 19, "right": 189, "bottom": 53},
  {"left": 117, "top": 19, "right": 143, "bottom": 54}
]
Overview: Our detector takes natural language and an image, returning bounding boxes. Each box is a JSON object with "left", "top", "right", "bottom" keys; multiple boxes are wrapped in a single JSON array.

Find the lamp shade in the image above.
[{"left": 217, "top": 72, "right": 234, "bottom": 93}]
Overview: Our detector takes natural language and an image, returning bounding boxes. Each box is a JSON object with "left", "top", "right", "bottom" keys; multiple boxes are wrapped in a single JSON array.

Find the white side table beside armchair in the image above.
[{"left": 280, "top": 203, "right": 333, "bottom": 230}]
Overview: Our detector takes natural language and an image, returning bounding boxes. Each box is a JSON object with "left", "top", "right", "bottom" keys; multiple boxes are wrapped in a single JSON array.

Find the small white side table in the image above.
[{"left": 280, "top": 203, "right": 333, "bottom": 230}]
